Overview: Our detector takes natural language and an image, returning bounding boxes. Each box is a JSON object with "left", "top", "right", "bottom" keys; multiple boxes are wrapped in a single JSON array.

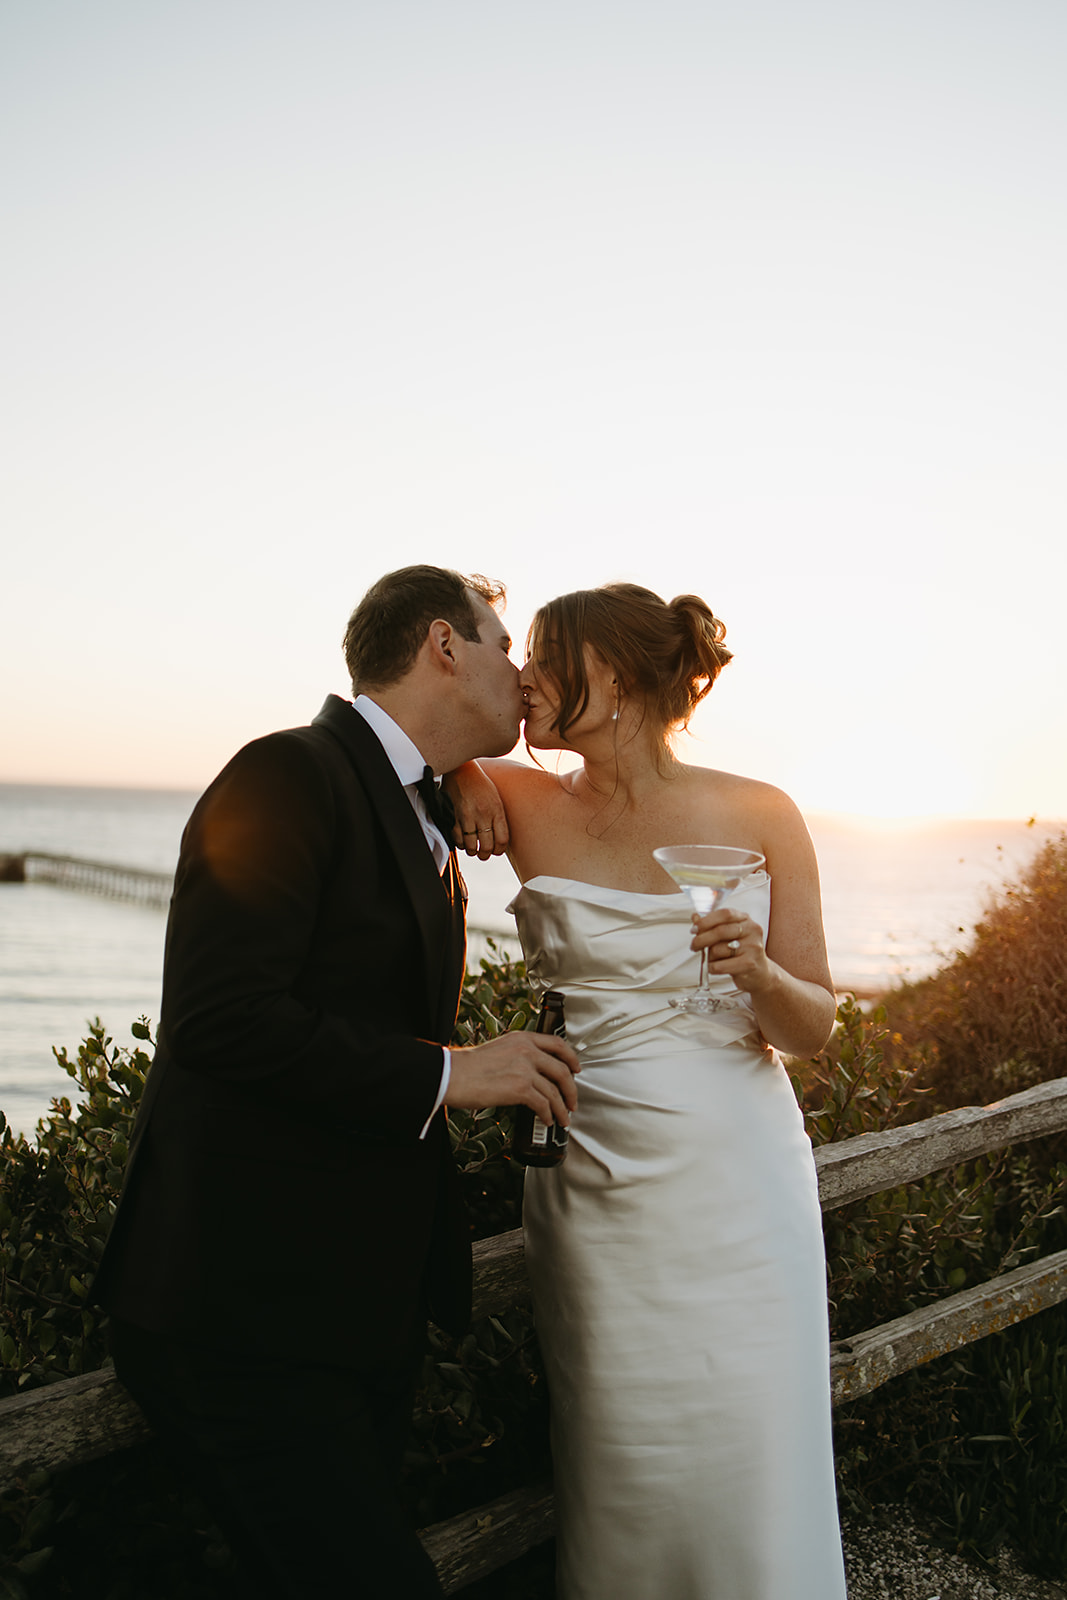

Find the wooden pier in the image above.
[
  {"left": 0, "top": 853, "right": 509, "bottom": 948},
  {"left": 0, "top": 852, "right": 172, "bottom": 909}
]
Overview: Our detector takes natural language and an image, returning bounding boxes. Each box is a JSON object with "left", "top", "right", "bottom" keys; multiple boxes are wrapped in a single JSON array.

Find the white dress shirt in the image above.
[{"left": 350, "top": 696, "right": 452, "bottom": 1137}]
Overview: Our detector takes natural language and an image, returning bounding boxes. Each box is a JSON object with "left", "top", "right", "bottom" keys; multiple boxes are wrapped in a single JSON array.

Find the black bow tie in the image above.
[{"left": 416, "top": 765, "right": 456, "bottom": 844}]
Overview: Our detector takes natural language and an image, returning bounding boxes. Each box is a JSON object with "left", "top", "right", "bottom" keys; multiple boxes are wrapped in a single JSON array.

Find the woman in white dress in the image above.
[{"left": 451, "top": 583, "right": 847, "bottom": 1600}]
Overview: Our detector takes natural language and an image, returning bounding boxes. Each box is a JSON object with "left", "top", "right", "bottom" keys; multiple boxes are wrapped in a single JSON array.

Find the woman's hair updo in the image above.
[{"left": 526, "top": 583, "right": 732, "bottom": 748}]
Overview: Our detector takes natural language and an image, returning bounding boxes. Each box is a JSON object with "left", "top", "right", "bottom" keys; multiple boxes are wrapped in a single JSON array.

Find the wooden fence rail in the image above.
[{"left": 3, "top": 1076, "right": 1067, "bottom": 1592}]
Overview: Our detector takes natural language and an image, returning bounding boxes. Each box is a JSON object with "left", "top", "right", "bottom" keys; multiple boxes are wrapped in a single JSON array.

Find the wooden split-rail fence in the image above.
[{"left": 2, "top": 1080, "right": 1066, "bottom": 1591}]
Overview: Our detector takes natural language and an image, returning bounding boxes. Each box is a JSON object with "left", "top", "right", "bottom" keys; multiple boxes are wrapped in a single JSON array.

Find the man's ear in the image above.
[{"left": 425, "top": 619, "right": 458, "bottom": 673}]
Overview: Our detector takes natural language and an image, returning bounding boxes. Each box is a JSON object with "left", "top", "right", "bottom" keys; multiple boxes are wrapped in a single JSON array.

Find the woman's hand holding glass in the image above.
[
  {"left": 690, "top": 905, "right": 771, "bottom": 998},
  {"left": 652, "top": 845, "right": 766, "bottom": 1012}
]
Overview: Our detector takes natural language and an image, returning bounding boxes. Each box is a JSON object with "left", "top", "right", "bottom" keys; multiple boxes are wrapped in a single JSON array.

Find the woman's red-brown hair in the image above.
[{"left": 526, "top": 583, "right": 732, "bottom": 750}]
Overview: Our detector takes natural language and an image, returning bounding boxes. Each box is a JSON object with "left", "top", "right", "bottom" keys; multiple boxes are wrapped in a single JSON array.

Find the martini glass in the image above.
[{"left": 653, "top": 845, "right": 766, "bottom": 1012}]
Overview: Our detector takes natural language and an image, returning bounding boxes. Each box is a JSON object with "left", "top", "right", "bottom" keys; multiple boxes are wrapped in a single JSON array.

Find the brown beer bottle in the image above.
[{"left": 511, "top": 989, "right": 569, "bottom": 1167}]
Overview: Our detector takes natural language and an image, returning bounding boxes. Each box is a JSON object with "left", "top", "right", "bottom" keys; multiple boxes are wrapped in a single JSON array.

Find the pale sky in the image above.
[{"left": 3, "top": 0, "right": 1065, "bottom": 820}]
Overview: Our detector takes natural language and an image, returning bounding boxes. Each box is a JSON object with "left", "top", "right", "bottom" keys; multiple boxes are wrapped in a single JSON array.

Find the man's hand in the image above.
[
  {"left": 443, "top": 761, "right": 510, "bottom": 859},
  {"left": 446, "top": 1031, "right": 580, "bottom": 1126}
]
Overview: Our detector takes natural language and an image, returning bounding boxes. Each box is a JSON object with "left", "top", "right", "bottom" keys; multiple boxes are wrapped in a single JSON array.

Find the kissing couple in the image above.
[{"left": 95, "top": 564, "right": 846, "bottom": 1599}]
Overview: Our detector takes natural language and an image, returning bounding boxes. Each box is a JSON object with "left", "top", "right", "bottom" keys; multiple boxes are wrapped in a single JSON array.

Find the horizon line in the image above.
[{"left": 1, "top": 776, "right": 1064, "bottom": 832}]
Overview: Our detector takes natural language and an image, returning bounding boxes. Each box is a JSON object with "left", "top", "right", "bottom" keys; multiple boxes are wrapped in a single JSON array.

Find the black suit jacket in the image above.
[{"left": 94, "top": 696, "right": 472, "bottom": 1368}]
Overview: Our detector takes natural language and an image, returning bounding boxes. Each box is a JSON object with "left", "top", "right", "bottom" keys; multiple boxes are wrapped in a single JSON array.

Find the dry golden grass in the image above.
[{"left": 882, "top": 830, "right": 1067, "bottom": 1113}]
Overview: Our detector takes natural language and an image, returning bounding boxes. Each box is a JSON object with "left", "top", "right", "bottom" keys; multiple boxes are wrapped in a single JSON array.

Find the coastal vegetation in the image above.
[
  {"left": 797, "top": 828, "right": 1067, "bottom": 1579},
  {"left": 880, "top": 827, "right": 1067, "bottom": 1112},
  {"left": 1, "top": 834, "right": 1066, "bottom": 1595}
]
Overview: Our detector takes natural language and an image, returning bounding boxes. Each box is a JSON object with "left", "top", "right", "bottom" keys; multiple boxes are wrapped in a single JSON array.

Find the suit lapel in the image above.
[{"left": 312, "top": 696, "right": 460, "bottom": 1034}]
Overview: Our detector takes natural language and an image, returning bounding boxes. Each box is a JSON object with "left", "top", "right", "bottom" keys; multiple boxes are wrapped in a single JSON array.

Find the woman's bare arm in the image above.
[{"left": 691, "top": 785, "right": 836, "bottom": 1058}]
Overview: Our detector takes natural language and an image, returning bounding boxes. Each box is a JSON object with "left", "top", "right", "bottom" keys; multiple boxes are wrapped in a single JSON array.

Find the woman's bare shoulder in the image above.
[
  {"left": 681, "top": 763, "right": 801, "bottom": 814},
  {"left": 480, "top": 758, "right": 567, "bottom": 795},
  {"left": 679, "top": 765, "right": 812, "bottom": 851}
]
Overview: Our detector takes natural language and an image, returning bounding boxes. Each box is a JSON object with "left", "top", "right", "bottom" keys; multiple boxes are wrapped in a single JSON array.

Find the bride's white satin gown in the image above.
[{"left": 510, "top": 874, "right": 847, "bottom": 1600}]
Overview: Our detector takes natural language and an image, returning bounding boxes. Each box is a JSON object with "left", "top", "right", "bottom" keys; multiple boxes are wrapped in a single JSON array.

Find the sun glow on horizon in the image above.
[{"left": 2, "top": 3, "right": 1065, "bottom": 822}]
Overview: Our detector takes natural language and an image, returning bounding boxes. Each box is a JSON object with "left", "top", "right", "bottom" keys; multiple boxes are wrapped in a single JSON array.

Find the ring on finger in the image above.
[{"left": 727, "top": 938, "right": 741, "bottom": 951}]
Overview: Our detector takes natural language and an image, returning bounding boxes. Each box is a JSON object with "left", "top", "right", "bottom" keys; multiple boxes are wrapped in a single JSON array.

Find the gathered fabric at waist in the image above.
[
  {"left": 560, "top": 985, "right": 763, "bottom": 1066},
  {"left": 529, "top": 1035, "right": 804, "bottom": 1193}
]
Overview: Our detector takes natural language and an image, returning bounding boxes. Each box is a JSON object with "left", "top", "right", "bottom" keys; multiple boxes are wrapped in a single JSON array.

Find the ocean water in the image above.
[{"left": 0, "top": 782, "right": 1062, "bottom": 1138}]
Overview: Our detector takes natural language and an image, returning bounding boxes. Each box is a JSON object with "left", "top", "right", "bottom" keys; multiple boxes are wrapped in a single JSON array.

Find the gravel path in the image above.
[{"left": 843, "top": 1509, "right": 1067, "bottom": 1600}]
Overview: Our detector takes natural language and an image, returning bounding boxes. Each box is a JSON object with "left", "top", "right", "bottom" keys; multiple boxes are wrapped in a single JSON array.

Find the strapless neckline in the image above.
[
  {"left": 519, "top": 874, "right": 683, "bottom": 907},
  {"left": 508, "top": 870, "right": 775, "bottom": 1057},
  {"left": 518, "top": 871, "right": 770, "bottom": 907}
]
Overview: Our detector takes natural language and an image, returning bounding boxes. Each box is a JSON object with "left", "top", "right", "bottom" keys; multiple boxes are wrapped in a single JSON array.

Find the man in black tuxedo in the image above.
[{"left": 94, "top": 565, "right": 579, "bottom": 1598}]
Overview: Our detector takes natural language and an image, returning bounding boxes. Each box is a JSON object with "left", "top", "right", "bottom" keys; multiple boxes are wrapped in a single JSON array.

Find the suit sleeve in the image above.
[{"left": 158, "top": 732, "right": 446, "bottom": 1140}]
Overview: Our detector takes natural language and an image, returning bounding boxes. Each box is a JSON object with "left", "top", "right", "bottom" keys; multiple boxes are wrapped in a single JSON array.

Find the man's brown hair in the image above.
[{"left": 343, "top": 565, "right": 506, "bottom": 691}]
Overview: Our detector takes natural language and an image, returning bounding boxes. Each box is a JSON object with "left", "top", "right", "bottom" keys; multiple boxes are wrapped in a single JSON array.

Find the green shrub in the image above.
[
  {"left": 447, "top": 940, "right": 533, "bottom": 1241},
  {"left": 0, "top": 1022, "right": 149, "bottom": 1402},
  {"left": 795, "top": 999, "right": 1067, "bottom": 1340}
]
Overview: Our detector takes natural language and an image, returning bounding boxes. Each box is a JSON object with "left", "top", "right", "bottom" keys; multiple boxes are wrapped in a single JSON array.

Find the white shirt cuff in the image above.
[{"left": 418, "top": 1047, "right": 451, "bottom": 1140}]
